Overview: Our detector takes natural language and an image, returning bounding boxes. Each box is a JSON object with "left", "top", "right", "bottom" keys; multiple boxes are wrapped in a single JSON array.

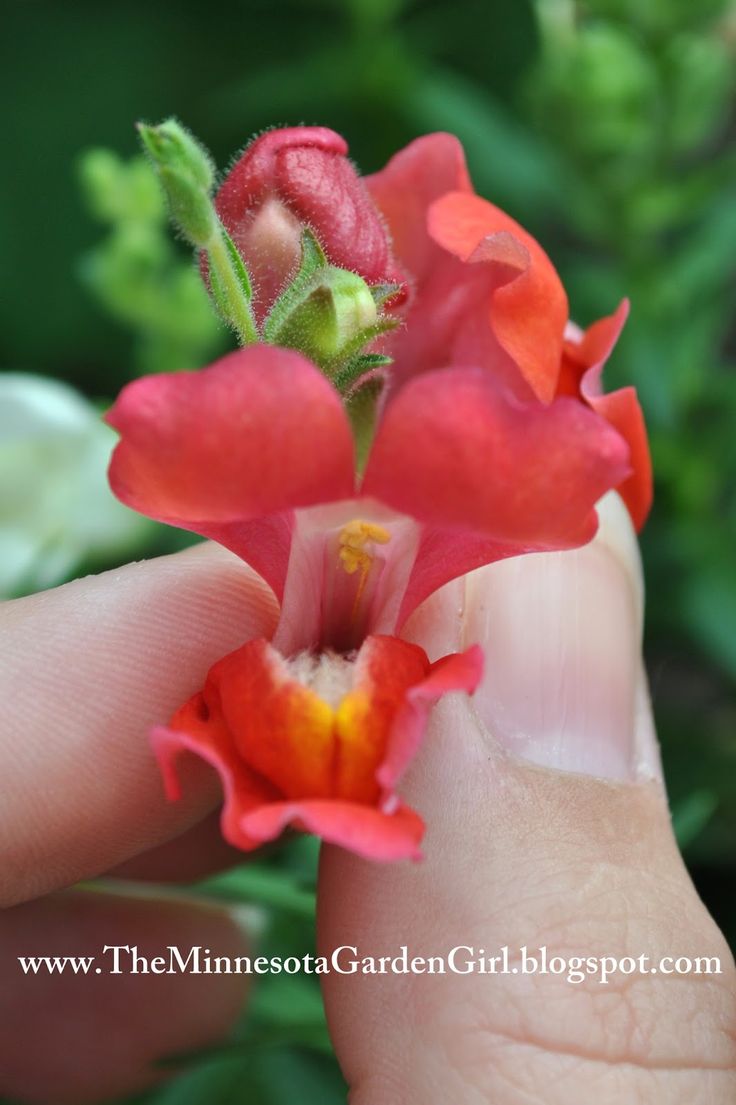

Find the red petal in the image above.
[
  {"left": 215, "top": 640, "right": 339, "bottom": 800},
  {"left": 565, "top": 298, "right": 629, "bottom": 379},
  {"left": 367, "top": 133, "right": 472, "bottom": 284},
  {"left": 584, "top": 385, "right": 652, "bottom": 532},
  {"left": 395, "top": 528, "right": 532, "bottom": 631},
  {"left": 152, "top": 635, "right": 437, "bottom": 861},
  {"left": 377, "top": 643, "right": 484, "bottom": 790},
  {"left": 564, "top": 300, "right": 652, "bottom": 530},
  {"left": 152, "top": 696, "right": 278, "bottom": 853},
  {"left": 155, "top": 712, "right": 424, "bottom": 859},
  {"left": 242, "top": 799, "right": 424, "bottom": 861},
  {"left": 217, "top": 127, "right": 349, "bottom": 217},
  {"left": 107, "top": 345, "right": 355, "bottom": 596},
  {"left": 363, "top": 366, "right": 631, "bottom": 550},
  {"left": 428, "top": 192, "right": 568, "bottom": 403},
  {"left": 212, "top": 636, "right": 431, "bottom": 807},
  {"left": 337, "top": 635, "right": 430, "bottom": 801}
]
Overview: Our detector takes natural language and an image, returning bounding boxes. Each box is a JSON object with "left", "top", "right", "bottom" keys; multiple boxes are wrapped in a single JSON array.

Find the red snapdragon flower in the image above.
[
  {"left": 208, "top": 127, "right": 651, "bottom": 530},
  {"left": 107, "top": 340, "right": 630, "bottom": 860},
  {"left": 365, "top": 135, "right": 653, "bottom": 530}
]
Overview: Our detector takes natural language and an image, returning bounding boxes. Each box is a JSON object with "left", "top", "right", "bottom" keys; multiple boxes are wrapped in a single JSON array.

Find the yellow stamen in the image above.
[{"left": 338, "top": 520, "right": 392, "bottom": 621}]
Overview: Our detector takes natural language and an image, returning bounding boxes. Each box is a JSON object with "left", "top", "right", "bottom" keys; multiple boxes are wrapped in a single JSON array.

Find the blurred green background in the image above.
[{"left": 2, "top": 0, "right": 735, "bottom": 1101}]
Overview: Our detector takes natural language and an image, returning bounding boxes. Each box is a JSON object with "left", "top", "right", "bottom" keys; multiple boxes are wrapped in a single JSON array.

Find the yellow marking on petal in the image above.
[{"left": 334, "top": 690, "right": 383, "bottom": 804}]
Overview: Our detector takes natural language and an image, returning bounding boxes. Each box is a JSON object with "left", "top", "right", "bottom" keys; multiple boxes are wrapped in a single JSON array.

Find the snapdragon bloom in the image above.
[
  {"left": 107, "top": 341, "right": 630, "bottom": 859},
  {"left": 210, "top": 127, "right": 651, "bottom": 529},
  {"left": 365, "top": 134, "right": 652, "bottom": 529}
]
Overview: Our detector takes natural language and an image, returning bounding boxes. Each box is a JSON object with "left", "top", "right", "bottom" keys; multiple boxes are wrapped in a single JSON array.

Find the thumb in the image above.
[{"left": 318, "top": 494, "right": 736, "bottom": 1104}]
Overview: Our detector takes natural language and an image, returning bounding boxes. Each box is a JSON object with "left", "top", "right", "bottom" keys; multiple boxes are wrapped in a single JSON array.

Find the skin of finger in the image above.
[
  {"left": 107, "top": 810, "right": 244, "bottom": 883},
  {"left": 318, "top": 695, "right": 736, "bottom": 1104},
  {"left": 0, "top": 543, "right": 278, "bottom": 907},
  {"left": 0, "top": 888, "right": 250, "bottom": 1105}
]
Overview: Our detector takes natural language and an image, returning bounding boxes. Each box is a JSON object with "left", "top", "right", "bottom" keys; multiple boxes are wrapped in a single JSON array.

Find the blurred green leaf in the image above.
[
  {"left": 682, "top": 569, "right": 736, "bottom": 679},
  {"left": 196, "top": 864, "right": 316, "bottom": 918},
  {"left": 673, "top": 789, "right": 719, "bottom": 848}
]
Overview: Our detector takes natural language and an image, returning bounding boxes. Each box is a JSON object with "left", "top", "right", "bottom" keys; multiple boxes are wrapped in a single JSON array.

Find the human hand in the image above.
[
  {"left": 1, "top": 497, "right": 734, "bottom": 1103},
  {"left": 319, "top": 494, "right": 736, "bottom": 1103}
]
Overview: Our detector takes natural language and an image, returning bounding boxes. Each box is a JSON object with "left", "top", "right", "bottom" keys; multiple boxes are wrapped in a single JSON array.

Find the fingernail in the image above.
[{"left": 464, "top": 493, "right": 658, "bottom": 781}]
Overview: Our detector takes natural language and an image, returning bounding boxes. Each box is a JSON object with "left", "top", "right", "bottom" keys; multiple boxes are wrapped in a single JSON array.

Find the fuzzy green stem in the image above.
[{"left": 206, "top": 231, "right": 259, "bottom": 345}]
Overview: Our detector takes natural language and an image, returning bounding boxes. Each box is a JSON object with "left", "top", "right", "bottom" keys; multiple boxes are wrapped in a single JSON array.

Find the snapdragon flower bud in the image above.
[
  {"left": 213, "top": 127, "right": 407, "bottom": 322},
  {"left": 137, "top": 120, "right": 217, "bottom": 247}
]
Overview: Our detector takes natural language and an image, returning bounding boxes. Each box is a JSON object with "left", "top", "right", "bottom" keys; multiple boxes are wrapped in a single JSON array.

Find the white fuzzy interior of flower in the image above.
[{"left": 288, "top": 649, "right": 358, "bottom": 709}]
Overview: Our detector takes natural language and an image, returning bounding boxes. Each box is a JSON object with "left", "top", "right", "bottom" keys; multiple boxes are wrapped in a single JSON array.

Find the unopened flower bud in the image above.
[
  {"left": 139, "top": 118, "right": 258, "bottom": 345},
  {"left": 213, "top": 126, "right": 407, "bottom": 321},
  {"left": 138, "top": 120, "right": 218, "bottom": 248},
  {"left": 138, "top": 119, "right": 214, "bottom": 192}
]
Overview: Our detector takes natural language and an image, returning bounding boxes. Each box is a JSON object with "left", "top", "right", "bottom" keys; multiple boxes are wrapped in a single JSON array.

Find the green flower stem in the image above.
[
  {"left": 206, "top": 230, "right": 259, "bottom": 345},
  {"left": 138, "top": 118, "right": 258, "bottom": 345}
]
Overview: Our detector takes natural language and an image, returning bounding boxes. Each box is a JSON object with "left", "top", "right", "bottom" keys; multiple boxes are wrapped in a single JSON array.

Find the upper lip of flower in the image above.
[
  {"left": 363, "top": 133, "right": 651, "bottom": 531},
  {"left": 106, "top": 341, "right": 631, "bottom": 654}
]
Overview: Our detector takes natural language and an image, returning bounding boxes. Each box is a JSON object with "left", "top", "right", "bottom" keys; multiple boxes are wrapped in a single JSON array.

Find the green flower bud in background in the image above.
[
  {"left": 531, "top": 22, "right": 657, "bottom": 163},
  {"left": 79, "top": 148, "right": 165, "bottom": 224}
]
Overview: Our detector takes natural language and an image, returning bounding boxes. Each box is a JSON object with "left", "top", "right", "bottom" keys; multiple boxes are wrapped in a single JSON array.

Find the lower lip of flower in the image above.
[
  {"left": 231, "top": 639, "right": 418, "bottom": 806},
  {"left": 159, "top": 633, "right": 433, "bottom": 807}
]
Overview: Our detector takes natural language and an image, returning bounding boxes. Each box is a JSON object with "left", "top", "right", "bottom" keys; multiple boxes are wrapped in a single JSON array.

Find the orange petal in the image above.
[
  {"left": 334, "top": 637, "right": 430, "bottom": 803},
  {"left": 213, "top": 641, "right": 336, "bottom": 800},
  {"left": 428, "top": 191, "right": 568, "bottom": 403}
]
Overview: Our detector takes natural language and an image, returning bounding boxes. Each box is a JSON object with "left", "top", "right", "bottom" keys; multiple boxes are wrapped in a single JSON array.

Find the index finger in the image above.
[{"left": 0, "top": 542, "right": 277, "bottom": 906}]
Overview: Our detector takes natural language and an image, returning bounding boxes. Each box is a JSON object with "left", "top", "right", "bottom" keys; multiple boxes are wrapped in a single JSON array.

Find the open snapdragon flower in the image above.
[
  {"left": 107, "top": 123, "right": 651, "bottom": 862},
  {"left": 365, "top": 134, "right": 652, "bottom": 529}
]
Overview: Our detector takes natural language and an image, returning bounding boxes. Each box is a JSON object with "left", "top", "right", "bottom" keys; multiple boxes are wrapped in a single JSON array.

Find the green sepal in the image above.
[
  {"left": 346, "top": 375, "right": 384, "bottom": 474},
  {"left": 208, "top": 260, "right": 229, "bottom": 320},
  {"left": 323, "top": 316, "right": 398, "bottom": 372},
  {"left": 206, "top": 231, "right": 253, "bottom": 323},
  {"left": 262, "top": 229, "right": 327, "bottom": 342},
  {"left": 370, "top": 282, "right": 402, "bottom": 307},
  {"left": 333, "top": 352, "right": 392, "bottom": 393},
  {"left": 257, "top": 227, "right": 398, "bottom": 379},
  {"left": 221, "top": 228, "right": 252, "bottom": 302}
]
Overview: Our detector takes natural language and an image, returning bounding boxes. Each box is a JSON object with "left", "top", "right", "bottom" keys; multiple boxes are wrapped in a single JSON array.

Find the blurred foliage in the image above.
[
  {"left": 526, "top": 0, "right": 736, "bottom": 896},
  {"left": 2, "top": 0, "right": 736, "bottom": 1100},
  {"left": 78, "top": 149, "right": 225, "bottom": 374}
]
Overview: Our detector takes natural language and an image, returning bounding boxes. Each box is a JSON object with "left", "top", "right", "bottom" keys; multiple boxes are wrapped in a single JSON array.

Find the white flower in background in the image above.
[{"left": 0, "top": 372, "right": 149, "bottom": 598}]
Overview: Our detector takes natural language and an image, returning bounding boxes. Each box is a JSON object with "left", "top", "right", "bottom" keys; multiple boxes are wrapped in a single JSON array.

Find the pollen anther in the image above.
[{"left": 338, "top": 520, "right": 392, "bottom": 575}]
